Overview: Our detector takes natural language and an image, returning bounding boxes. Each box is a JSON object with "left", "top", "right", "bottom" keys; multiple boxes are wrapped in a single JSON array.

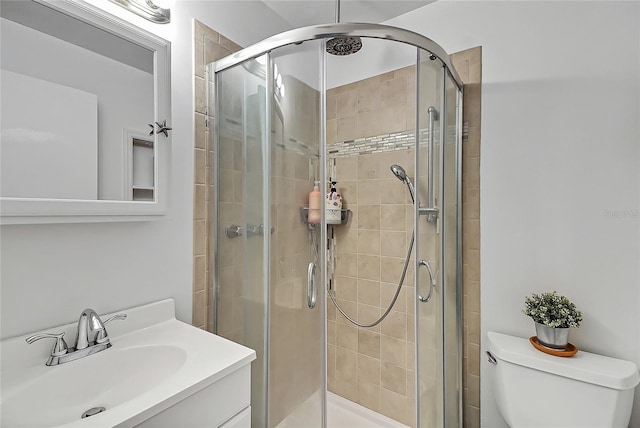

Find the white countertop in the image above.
[{"left": 0, "top": 299, "right": 256, "bottom": 427}]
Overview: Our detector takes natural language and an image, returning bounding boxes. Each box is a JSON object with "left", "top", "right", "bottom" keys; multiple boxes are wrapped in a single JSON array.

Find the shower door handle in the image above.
[
  {"left": 307, "top": 262, "right": 317, "bottom": 309},
  {"left": 418, "top": 259, "right": 436, "bottom": 303}
]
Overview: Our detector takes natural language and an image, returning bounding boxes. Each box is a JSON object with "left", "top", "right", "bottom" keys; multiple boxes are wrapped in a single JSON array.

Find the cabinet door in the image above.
[
  {"left": 220, "top": 407, "right": 251, "bottom": 428},
  {"left": 135, "top": 365, "right": 251, "bottom": 427}
]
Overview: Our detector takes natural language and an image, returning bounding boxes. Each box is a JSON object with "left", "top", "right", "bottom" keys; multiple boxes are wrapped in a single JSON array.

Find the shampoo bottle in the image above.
[
  {"left": 326, "top": 180, "right": 342, "bottom": 224},
  {"left": 308, "top": 181, "right": 321, "bottom": 224}
]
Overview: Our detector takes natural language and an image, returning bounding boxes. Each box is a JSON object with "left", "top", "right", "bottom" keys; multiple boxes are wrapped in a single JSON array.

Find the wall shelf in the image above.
[
  {"left": 130, "top": 137, "right": 155, "bottom": 201},
  {"left": 299, "top": 207, "right": 351, "bottom": 229}
]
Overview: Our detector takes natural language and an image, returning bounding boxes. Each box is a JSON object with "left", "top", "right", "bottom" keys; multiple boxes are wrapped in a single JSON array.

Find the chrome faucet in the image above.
[
  {"left": 75, "top": 309, "right": 107, "bottom": 350},
  {"left": 26, "top": 308, "right": 126, "bottom": 366}
]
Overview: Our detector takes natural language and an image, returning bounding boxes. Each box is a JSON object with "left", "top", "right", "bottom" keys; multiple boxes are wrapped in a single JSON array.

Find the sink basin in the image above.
[
  {"left": 0, "top": 300, "right": 256, "bottom": 428},
  {"left": 2, "top": 345, "right": 187, "bottom": 427}
]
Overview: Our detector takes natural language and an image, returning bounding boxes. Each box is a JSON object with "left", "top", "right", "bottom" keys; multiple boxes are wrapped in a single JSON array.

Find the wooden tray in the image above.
[{"left": 529, "top": 336, "right": 578, "bottom": 357}]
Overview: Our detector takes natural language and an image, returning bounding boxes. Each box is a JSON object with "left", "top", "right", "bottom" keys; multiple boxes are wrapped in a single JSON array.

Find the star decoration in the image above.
[{"left": 148, "top": 120, "right": 172, "bottom": 137}]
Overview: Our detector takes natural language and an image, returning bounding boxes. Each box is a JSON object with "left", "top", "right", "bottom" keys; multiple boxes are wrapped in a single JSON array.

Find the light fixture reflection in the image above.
[{"left": 108, "top": 0, "right": 170, "bottom": 24}]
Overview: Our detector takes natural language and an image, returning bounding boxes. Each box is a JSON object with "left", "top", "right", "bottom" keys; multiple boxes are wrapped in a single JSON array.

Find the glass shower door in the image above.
[
  {"left": 441, "top": 71, "right": 463, "bottom": 427},
  {"left": 267, "top": 40, "right": 325, "bottom": 428},
  {"left": 214, "top": 54, "right": 269, "bottom": 427},
  {"left": 415, "top": 49, "right": 444, "bottom": 428},
  {"left": 212, "top": 41, "right": 325, "bottom": 428},
  {"left": 415, "top": 50, "right": 462, "bottom": 427}
]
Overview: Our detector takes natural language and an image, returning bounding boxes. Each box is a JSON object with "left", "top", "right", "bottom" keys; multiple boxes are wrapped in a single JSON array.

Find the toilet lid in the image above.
[{"left": 487, "top": 332, "right": 640, "bottom": 390}]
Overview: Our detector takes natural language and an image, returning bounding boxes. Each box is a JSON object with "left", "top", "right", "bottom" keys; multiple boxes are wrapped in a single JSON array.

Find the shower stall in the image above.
[{"left": 208, "top": 23, "right": 462, "bottom": 428}]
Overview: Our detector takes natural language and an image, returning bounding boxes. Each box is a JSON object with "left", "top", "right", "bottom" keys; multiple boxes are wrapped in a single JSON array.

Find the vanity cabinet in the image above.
[
  {"left": 136, "top": 364, "right": 251, "bottom": 428},
  {"left": 219, "top": 407, "right": 251, "bottom": 427}
]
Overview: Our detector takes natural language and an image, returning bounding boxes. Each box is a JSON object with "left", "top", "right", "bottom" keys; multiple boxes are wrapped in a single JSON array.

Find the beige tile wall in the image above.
[
  {"left": 450, "top": 47, "right": 482, "bottom": 428},
  {"left": 326, "top": 49, "right": 482, "bottom": 428},
  {"left": 328, "top": 148, "right": 417, "bottom": 426},
  {"left": 327, "top": 67, "right": 416, "bottom": 145},
  {"left": 326, "top": 66, "right": 419, "bottom": 426},
  {"left": 192, "top": 20, "right": 242, "bottom": 331}
]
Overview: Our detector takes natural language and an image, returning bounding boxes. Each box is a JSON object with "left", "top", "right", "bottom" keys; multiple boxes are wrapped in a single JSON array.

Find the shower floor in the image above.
[
  {"left": 274, "top": 391, "right": 409, "bottom": 428},
  {"left": 327, "top": 392, "right": 409, "bottom": 428}
]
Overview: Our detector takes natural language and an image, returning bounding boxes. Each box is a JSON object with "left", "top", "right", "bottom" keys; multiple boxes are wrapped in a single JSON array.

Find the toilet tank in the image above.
[{"left": 487, "top": 332, "right": 640, "bottom": 428}]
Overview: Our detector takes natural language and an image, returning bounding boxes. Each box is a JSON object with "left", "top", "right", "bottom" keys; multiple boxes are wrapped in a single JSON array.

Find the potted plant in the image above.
[{"left": 523, "top": 291, "right": 583, "bottom": 349}]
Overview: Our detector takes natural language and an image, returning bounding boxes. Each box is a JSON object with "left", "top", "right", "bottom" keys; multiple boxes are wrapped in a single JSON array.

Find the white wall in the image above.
[
  {"left": 387, "top": 1, "right": 640, "bottom": 426},
  {"left": 0, "top": 1, "right": 291, "bottom": 339}
]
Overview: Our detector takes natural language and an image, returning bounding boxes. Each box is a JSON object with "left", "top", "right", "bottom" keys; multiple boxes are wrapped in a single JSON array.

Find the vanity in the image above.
[{"left": 0, "top": 300, "right": 256, "bottom": 427}]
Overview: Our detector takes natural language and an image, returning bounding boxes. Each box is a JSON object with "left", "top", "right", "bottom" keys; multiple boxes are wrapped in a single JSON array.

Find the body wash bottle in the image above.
[
  {"left": 326, "top": 180, "right": 342, "bottom": 224},
  {"left": 308, "top": 181, "right": 321, "bottom": 224}
]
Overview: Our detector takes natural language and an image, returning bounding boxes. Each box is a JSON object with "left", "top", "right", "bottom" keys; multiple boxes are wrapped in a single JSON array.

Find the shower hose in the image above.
[{"left": 315, "top": 230, "right": 414, "bottom": 328}]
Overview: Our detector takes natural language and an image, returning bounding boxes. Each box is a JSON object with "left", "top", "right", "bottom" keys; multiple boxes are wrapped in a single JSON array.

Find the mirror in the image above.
[{"left": 0, "top": 0, "right": 170, "bottom": 222}]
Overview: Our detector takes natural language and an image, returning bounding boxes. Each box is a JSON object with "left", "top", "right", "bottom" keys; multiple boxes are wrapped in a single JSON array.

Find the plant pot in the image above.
[{"left": 535, "top": 322, "right": 569, "bottom": 350}]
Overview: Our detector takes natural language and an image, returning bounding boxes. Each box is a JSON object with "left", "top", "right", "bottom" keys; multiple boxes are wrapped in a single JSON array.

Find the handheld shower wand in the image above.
[{"left": 390, "top": 164, "right": 415, "bottom": 203}]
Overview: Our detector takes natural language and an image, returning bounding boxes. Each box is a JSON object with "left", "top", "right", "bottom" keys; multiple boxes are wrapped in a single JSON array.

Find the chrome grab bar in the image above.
[
  {"left": 417, "top": 259, "right": 436, "bottom": 302},
  {"left": 424, "top": 106, "right": 439, "bottom": 223},
  {"left": 307, "top": 262, "right": 317, "bottom": 309}
]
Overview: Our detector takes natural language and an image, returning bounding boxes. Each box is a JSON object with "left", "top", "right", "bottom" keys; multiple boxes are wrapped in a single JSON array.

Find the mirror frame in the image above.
[{"left": 0, "top": 0, "right": 171, "bottom": 224}]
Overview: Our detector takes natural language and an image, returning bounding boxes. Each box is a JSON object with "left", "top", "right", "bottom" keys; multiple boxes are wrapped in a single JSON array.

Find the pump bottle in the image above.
[{"left": 308, "top": 181, "right": 321, "bottom": 224}]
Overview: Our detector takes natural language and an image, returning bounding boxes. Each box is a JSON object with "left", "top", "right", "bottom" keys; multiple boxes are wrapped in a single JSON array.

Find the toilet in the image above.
[{"left": 487, "top": 332, "right": 640, "bottom": 427}]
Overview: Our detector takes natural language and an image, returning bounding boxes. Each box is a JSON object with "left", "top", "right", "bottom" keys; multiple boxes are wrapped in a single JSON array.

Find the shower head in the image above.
[
  {"left": 390, "top": 164, "right": 407, "bottom": 182},
  {"left": 326, "top": 36, "right": 362, "bottom": 56},
  {"left": 390, "top": 164, "right": 415, "bottom": 203}
]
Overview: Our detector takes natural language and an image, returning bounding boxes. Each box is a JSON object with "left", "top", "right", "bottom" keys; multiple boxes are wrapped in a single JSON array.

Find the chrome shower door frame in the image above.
[
  {"left": 210, "top": 22, "right": 463, "bottom": 428},
  {"left": 212, "top": 23, "right": 463, "bottom": 88},
  {"left": 414, "top": 58, "right": 464, "bottom": 427}
]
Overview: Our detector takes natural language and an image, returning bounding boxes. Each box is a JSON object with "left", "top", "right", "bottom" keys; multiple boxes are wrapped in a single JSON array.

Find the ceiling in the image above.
[{"left": 261, "top": 0, "right": 435, "bottom": 27}]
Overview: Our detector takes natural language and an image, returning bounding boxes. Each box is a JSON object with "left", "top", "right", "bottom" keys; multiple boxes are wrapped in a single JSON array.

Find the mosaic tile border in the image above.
[
  {"left": 223, "top": 124, "right": 456, "bottom": 161},
  {"left": 328, "top": 130, "right": 424, "bottom": 158},
  {"left": 326, "top": 128, "right": 457, "bottom": 158}
]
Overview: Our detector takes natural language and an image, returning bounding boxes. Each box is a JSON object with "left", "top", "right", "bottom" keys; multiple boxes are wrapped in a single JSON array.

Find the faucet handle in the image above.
[
  {"left": 95, "top": 313, "right": 127, "bottom": 344},
  {"left": 103, "top": 313, "right": 127, "bottom": 324},
  {"left": 25, "top": 332, "right": 68, "bottom": 356}
]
